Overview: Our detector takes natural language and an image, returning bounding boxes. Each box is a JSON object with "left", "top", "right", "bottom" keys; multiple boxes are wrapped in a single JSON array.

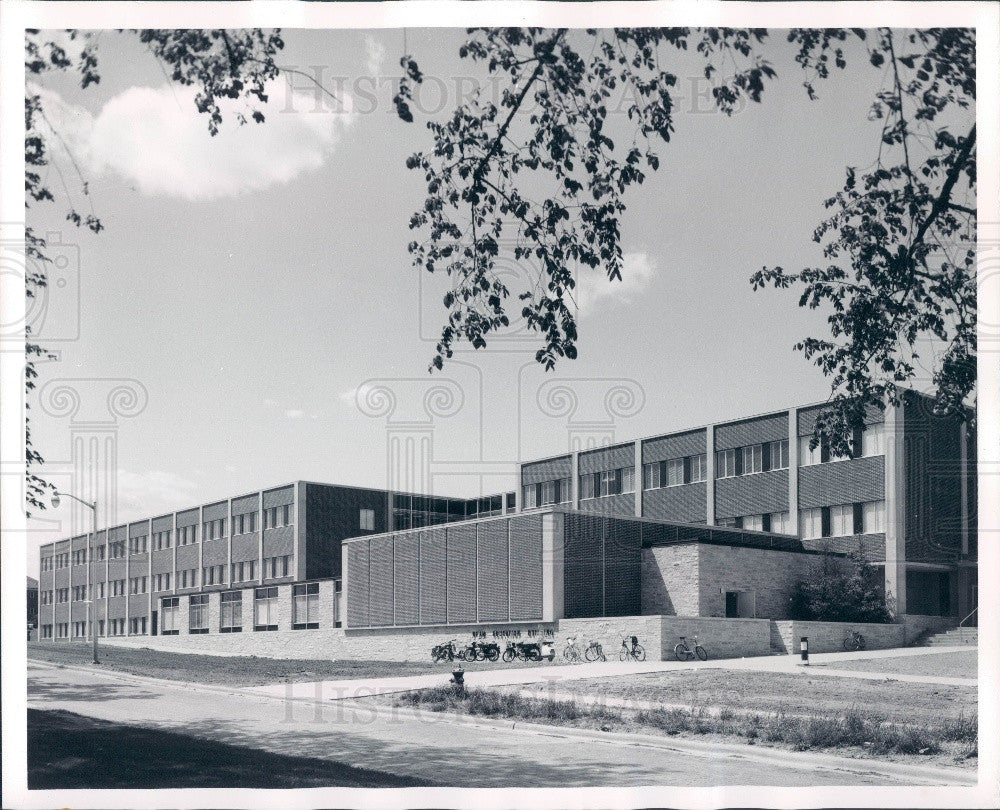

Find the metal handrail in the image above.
[{"left": 959, "top": 606, "right": 977, "bottom": 627}]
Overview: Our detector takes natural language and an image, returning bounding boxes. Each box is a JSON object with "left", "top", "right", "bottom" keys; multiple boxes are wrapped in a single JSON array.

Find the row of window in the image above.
[
  {"left": 714, "top": 501, "right": 886, "bottom": 537},
  {"left": 43, "top": 561, "right": 297, "bottom": 603},
  {"left": 717, "top": 511, "right": 792, "bottom": 533},
  {"left": 521, "top": 477, "right": 572, "bottom": 510},
  {"left": 581, "top": 466, "right": 636, "bottom": 500},
  {"left": 643, "top": 453, "right": 708, "bottom": 490},
  {"left": 42, "top": 507, "right": 297, "bottom": 565},
  {"left": 715, "top": 440, "right": 789, "bottom": 479},
  {"left": 161, "top": 582, "right": 330, "bottom": 635},
  {"left": 800, "top": 500, "right": 886, "bottom": 540},
  {"left": 798, "top": 425, "right": 884, "bottom": 466}
]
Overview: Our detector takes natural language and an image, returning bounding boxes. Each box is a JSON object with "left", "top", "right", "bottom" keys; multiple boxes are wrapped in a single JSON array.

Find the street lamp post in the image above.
[{"left": 52, "top": 491, "right": 100, "bottom": 665}]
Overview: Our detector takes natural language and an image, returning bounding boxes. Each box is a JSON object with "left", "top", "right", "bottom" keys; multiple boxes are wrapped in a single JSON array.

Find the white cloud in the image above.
[
  {"left": 32, "top": 77, "right": 356, "bottom": 201},
  {"left": 573, "top": 252, "right": 657, "bottom": 317},
  {"left": 284, "top": 409, "right": 305, "bottom": 419},
  {"left": 364, "top": 34, "right": 387, "bottom": 77}
]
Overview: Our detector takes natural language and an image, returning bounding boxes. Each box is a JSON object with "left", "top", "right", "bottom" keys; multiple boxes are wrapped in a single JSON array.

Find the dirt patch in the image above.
[{"left": 530, "top": 669, "right": 976, "bottom": 725}]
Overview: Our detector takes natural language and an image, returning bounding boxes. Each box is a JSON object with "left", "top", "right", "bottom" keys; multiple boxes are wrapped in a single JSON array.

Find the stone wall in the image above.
[
  {"left": 661, "top": 616, "right": 772, "bottom": 660},
  {"left": 640, "top": 546, "right": 699, "bottom": 615},
  {"left": 558, "top": 615, "right": 665, "bottom": 661},
  {"left": 642, "top": 542, "right": 818, "bottom": 620},
  {"left": 696, "top": 544, "right": 816, "bottom": 619},
  {"left": 770, "top": 619, "right": 904, "bottom": 654},
  {"left": 900, "top": 613, "right": 958, "bottom": 644}
]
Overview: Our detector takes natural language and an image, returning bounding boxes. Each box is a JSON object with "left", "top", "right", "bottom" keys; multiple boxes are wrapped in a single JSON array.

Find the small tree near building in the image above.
[{"left": 789, "top": 549, "right": 894, "bottom": 624}]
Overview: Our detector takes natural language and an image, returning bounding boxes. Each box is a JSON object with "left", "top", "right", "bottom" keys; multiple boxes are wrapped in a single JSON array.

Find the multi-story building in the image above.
[
  {"left": 36, "top": 483, "right": 515, "bottom": 641},
  {"left": 36, "top": 391, "right": 976, "bottom": 649},
  {"left": 516, "top": 391, "right": 976, "bottom": 618}
]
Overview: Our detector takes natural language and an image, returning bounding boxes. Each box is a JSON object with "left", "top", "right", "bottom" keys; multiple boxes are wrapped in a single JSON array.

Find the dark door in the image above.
[
  {"left": 151, "top": 610, "right": 158, "bottom": 636},
  {"left": 725, "top": 592, "right": 739, "bottom": 618}
]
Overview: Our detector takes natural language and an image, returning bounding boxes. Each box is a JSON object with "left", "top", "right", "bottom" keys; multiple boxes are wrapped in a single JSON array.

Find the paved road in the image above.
[
  {"left": 27, "top": 660, "right": 975, "bottom": 787},
  {"left": 249, "top": 645, "right": 975, "bottom": 701}
]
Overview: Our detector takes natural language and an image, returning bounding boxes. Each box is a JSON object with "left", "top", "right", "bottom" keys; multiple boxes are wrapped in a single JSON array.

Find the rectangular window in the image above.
[
  {"left": 598, "top": 470, "right": 616, "bottom": 497},
  {"left": 579, "top": 474, "right": 595, "bottom": 500},
  {"left": 254, "top": 586, "right": 278, "bottom": 631},
  {"left": 742, "top": 444, "right": 763, "bottom": 475},
  {"left": 766, "top": 439, "right": 789, "bottom": 471},
  {"left": 689, "top": 453, "right": 707, "bottom": 483},
  {"left": 558, "top": 478, "right": 572, "bottom": 504},
  {"left": 716, "top": 449, "right": 737, "bottom": 479},
  {"left": 862, "top": 424, "right": 884, "bottom": 457},
  {"left": 642, "top": 461, "right": 660, "bottom": 491},
  {"left": 161, "top": 597, "right": 180, "bottom": 635},
  {"left": 798, "top": 436, "right": 822, "bottom": 467},
  {"left": 539, "top": 480, "right": 556, "bottom": 506},
  {"left": 742, "top": 514, "right": 764, "bottom": 532},
  {"left": 830, "top": 504, "right": 852, "bottom": 537},
  {"left": 769, "top": 511, "right": 791, "bottom": 533},
  {"left": 620, "top": 467, "right": 635, "bottom": 494},
  {"left": 189, "top": 594, "right": 209, "bottom": 634},
  {"left": 220, "top": 591, "right": 242, "bottom": 633},
  {"left": 863, "top": 500, "right": 886, "bottom": 533},
  {"left": 360, "top": 508, "right": 375, "bottom": 531},
  {"left": 283, "top": 504, "right": 292, "bottom": 526},
  {"left": 293, "top": 582, "right": 320, "bottom": 629},
  {"left": 799, "top": 507, "right": 823, "bottom": 540},
  {"left": 665, "top": 458, "right": 684, "bottom": 487},
  {"left": 521, "top": 484, "right": 538, "bottom": 509}
]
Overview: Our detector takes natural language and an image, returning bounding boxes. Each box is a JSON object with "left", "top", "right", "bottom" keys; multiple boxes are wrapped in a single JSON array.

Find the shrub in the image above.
[{"left": 789, "top": 549, "right": 893, "bottom": 623}]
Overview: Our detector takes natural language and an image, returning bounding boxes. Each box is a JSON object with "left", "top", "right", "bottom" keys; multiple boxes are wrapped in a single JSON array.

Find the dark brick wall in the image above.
[
  {"left": 579, "top": 442, "right": 634, "bottom": 473},
  {"left": 303, "top": 484, "right": 391, "bottom": 580},
  {"left": 643, "top": 483, "right": 707, "bottom": 523},
  {"left": 798, "top": 457, "right": 885, "bottom": 508},
  {"left": 715, "top": 412, "right": 788, "bottom": 450},
  {"left": 715, "top": 470, "right": 789, "bottom": 519},
  {"left": 642, "top": 429, "right": 706, "bottom": 463},
  {"left": 521, "top": 455, "right": 572, "bottom": 485},
  {"left": 202, "top": 501, "right": 227, "bottom": 521},
  {"left": 903, "top": 394, "right": 966, "bottom": 564}
]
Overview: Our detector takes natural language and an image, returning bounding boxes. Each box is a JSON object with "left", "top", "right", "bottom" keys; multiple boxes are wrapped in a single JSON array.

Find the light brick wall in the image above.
[
  {"left": 900, "top": 613, "right": 958, "bottom": 644},
  {"left": 771, "top": 619, "right": 904, "bottom": 654}
]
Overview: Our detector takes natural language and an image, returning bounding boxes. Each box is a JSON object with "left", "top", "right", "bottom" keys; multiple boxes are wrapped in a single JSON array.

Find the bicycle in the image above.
[
  {"left": 562, "top": 635, "right": 582, "bottom": 662},
  {"left": 584, "top": 640, "right": 606, "bottom": 662},
  {"left": 674, "top": 635, "right": 708, "bottom": 661},
  {"left": 619, "top": 635, "right": 646, "bottom": 662},
  {"left": 431, "top": 639, "right": 459, "bottom": 662},
  {"left": 843, "top": 629, "right": 866, "bottom": 651}
]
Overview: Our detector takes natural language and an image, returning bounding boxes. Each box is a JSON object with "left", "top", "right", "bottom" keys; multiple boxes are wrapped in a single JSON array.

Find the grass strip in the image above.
[{"left": 395, "top": 685, "right": 978, "bottom": 759}]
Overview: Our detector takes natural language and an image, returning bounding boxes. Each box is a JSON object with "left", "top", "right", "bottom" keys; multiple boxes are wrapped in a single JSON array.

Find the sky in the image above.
[{"left": 24, "top": 27, "right": 921, "bottom": 571}]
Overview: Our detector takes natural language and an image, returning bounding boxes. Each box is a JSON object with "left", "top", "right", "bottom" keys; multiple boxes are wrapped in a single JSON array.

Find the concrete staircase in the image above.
[{"left": 919, "top": 627, "right": 978, "bottom": 647}]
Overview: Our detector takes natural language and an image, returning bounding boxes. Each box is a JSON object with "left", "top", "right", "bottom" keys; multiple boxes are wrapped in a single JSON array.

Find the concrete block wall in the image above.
[{"left": 770, "top": 619, "right": 905, "bottom": 654}]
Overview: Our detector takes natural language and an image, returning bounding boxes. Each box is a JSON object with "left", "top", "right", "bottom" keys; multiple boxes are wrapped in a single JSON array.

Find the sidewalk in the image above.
[{"left": 247, "top": 645, "right": 975, "bottom": 701}]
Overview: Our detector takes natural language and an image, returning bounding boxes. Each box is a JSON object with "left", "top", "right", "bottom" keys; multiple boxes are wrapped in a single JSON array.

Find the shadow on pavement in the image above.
[{"left": 28, "top": 708, "right": 433, "bottom": 789}]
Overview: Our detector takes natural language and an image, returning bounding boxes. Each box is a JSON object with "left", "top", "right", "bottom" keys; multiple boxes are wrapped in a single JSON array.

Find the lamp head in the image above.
[{"left": 51, "top": 492, "right": 61, "bottom": 510}]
